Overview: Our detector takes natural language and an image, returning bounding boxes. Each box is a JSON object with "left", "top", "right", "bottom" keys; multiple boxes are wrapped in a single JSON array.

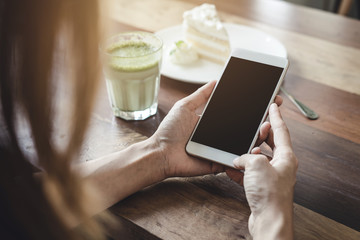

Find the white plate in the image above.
[{"left": 155, "top": 23, "right": 287, "bottom": 84}]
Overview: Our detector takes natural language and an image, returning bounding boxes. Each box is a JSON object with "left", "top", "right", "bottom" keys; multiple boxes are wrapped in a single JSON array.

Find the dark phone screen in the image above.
[{"left": 191, "top": 56, "right": 284, "bottom": 155}]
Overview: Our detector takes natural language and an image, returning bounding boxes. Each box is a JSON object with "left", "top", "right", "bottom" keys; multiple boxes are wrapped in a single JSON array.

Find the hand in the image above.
[
  {"left": 151, "top": 80, "right": 283, "bottom": 179},
  {"left": 151, "top": 81, "right": 226, "bottom": 178},
  {"left": 253, "top": 94, "right": 283, "bottom": 154},
  {"left": 226, "top": 103, "right": 298, "bottom": 240}
]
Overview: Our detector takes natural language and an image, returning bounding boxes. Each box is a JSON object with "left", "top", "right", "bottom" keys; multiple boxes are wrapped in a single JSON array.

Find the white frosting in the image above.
[
  {"left": 183, "top": 3, "right": 228, "bottom": 41},
  {"left": 169, "top": 41, "right": 199, "bottom": 65}
]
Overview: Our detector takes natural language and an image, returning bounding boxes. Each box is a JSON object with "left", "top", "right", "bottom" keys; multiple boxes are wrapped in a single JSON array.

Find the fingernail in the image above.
[{"left": 270, "top": 103, "right": 277, "bottom": 112}]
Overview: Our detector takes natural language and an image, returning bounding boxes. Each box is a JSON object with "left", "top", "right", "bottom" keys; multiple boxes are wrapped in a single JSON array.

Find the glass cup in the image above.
[{"left": 100, "top": 32, "right": 162, "bottom": 120}]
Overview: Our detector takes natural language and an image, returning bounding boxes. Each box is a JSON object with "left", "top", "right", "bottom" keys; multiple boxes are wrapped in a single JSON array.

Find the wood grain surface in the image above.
[
  {"left": 86, "top": 74, "right": 360, "bottom": 236},
  {"left": 110, "top": 0, "right": 360, "bottom": 95},
  {"left": 79, "top": 0, "right": 360, "bottom": 239}
]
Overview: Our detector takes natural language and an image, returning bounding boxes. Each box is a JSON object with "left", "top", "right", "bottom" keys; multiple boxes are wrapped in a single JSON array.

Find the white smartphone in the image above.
[{"left": 186, "top": 48, "right": 289, "bottom": 168}]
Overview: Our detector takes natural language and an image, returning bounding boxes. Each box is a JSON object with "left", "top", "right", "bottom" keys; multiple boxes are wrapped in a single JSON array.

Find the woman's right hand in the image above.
[{"left": 226, "top": 103, "right": 298, "bottom": 240}]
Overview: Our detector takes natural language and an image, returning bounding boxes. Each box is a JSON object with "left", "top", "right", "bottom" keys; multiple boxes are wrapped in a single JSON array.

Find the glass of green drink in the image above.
[{"left": 101, "top": 32, "right": 162, "bottom": 120}]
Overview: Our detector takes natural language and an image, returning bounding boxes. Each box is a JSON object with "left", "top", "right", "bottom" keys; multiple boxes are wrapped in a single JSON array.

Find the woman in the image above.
[{"left": 0, "top": 0, "right": 298, "bottom": 239}]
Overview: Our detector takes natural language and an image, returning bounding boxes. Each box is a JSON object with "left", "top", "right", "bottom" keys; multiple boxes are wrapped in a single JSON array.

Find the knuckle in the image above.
[
  {"left": 284, "top": 125, "right": 290, "bottom": 135},
  {"left": 249, "top": 155, "right": 269, "bottom": 168},
  {"left": 280, "top": 149, "right": 294, "bottom": 161},
  {"left": 294, "top": 156, "right": 299, "bottom": 170},
  {"left": 175, "top": 98, "right": 194, "bottom": 110},
  {"left": 174, "top": 99, "right": 188, "bottom": 110},
  {"left": 174, "top": 99, "right": 184, "bottom": 107},
  {"left": 277, "top": 121, "right": 289, "bottom": 132},
  {"left": 280, "top": 148, "right": 298, "bottom": 171}
]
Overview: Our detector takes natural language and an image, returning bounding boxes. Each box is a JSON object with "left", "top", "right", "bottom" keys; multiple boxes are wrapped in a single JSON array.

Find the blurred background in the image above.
[{"left": 281, "top": 0, "right": 359, "bottom": 18}]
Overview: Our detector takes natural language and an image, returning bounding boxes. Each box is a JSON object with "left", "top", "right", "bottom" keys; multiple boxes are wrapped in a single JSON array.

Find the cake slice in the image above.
[{"left": 183, "top": 4, "right": 231, "bottom": 64}]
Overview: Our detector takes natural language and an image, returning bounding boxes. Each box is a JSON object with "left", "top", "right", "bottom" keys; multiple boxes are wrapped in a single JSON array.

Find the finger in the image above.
[
  {"left": 274, "top": 95, "right": 283, "bottom": 106},
  {"left": 254, "top": 96, "right": 282, "bottom": 147},
  {"left": 211, "top": 162, "right": 226, "bottom": 174},
  {"left": 233, "top": 154, "right": 269, "bottom": 170},
  {"left": 181, "top": 80, "right": 216, "bottom": 110},
  {"left": 226, "top": 168, "right": 244, "bottom": 185},
  {"left": 177, "top": 156, "right": 224, "bottom": 177},
  {"left": 251, "top": 146, "right": 261, "bottom": 154},
  {"left": 268, "top": 103, "right": 292, "bottom": 148},
  {"left": 266, "top": 127, "right": 275, "bottom": 149},
  {"left": 255, "top": 121, "right": 271, "bottom": 146}
]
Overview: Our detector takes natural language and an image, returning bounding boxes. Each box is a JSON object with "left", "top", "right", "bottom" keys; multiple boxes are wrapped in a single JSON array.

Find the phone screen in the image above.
[{"left": 191, "top": 56, "right": 284, "bottom": 156}]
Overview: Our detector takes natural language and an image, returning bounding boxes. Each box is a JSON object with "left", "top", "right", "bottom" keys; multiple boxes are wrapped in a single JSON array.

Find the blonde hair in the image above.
[{"left": 0, "top": 0, "right": 107, "bottom": 238}]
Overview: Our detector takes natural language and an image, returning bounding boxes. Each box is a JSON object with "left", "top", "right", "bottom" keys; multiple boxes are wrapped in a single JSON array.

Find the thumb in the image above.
[{"left": 234, "top": 154, "right": 269, "bottom": 170}]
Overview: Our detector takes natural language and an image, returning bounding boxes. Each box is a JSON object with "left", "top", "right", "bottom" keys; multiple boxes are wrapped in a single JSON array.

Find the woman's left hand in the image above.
[
  {"left": 151, "top": 80, "right": 282, "bottom": 179},
  {"left": 151, "top": 80, "right": 226, "bottom": 179}
]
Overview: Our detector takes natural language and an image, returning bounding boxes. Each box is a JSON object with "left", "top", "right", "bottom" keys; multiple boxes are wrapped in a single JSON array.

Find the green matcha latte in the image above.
[{"left": 101, "top": 32, "right": 162, "bottom": 120}]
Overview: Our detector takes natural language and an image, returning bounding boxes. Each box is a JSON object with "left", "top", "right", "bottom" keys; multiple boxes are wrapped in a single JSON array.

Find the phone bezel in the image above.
[{"left": 186, "top": 48, "right": 289, "bottom": 168}]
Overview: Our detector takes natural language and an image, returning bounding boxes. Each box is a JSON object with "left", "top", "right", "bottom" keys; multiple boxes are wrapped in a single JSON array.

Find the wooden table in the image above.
[{"left": 83, "top": 0, "right": 360, "bottom": 239}]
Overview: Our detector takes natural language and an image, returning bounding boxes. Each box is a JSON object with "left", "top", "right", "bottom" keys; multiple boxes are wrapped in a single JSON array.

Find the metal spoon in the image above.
[{"left": 280, "top": 87, "right": 319, "bottom": 120}]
